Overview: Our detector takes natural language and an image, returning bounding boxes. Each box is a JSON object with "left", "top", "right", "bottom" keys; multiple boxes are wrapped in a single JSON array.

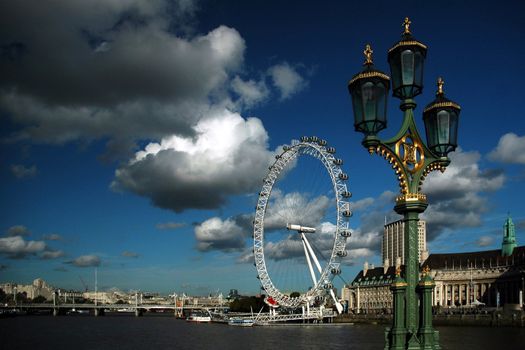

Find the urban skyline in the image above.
[{"left": 1, "top": 0, "right": 524, "bottom": 295}]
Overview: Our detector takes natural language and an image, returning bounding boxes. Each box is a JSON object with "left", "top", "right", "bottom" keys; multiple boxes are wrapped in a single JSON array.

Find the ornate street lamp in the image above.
[
  {"left": 348, "top": 17, "right": 461, "bottom": 350},
  {"left": 423, "top": 77, "right": 461, "bottom": 158}
]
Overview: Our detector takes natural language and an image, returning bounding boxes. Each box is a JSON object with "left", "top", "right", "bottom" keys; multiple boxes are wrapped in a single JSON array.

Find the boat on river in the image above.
[
  {"left": 186, "top": 311, "right": 212, "bottom": 323},
  {"left": 228, "top": 318, "right": 255, "bottom": 327}
]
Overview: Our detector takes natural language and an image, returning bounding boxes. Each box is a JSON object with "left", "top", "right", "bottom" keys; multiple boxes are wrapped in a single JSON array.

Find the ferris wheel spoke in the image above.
[{"left": 302, "top": 237, "right": 318, "bottom": 286}]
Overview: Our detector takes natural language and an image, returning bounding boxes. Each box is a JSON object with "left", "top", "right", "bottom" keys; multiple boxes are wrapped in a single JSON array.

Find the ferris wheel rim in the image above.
[{"left": 253, "top": 137, "right": 351, "bottom": 309}]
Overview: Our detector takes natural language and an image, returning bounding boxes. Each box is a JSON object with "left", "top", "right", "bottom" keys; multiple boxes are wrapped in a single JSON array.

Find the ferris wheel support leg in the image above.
[
  {"left": 302, "top": 236, "right": 318, "bottom": 286},
  {"left": 330, "top": 289, "right": 344, "bottom": 314}
]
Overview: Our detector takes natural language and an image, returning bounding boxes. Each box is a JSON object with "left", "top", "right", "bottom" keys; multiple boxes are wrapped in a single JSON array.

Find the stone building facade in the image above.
[
  {"left": 0, "top": 278, "right": 55, "bottom": 300},
  {"left": 342, "top": 216, "right": 524, "bottom": 313}
]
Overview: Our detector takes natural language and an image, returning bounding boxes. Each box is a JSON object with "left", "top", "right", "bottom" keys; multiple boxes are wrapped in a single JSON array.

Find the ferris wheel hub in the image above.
[{"left": 286, "top": 223, "right": 316, "bottom": 233}]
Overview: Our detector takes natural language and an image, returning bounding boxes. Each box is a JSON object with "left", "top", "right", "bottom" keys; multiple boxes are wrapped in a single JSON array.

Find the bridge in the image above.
[{"left": 1, "top": 302, "right": 228, "bottom": 317}]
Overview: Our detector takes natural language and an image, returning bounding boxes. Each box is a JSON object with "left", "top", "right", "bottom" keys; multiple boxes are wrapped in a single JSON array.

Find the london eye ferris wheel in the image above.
[{"left": 253, "top": 136, "right": 352, "bottom": 313}]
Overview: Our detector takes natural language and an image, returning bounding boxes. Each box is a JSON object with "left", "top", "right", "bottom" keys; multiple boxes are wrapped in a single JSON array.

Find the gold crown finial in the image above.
[
  {"left": 363, "top": 44, "right": 373, "bottom": 65},
  {"left": 422, "top": 265, "right": 431, "bottom": 275},
  {"left": 437, "top": 77, "right": 444, "bottom": 96},
  {"left": 403, "top": 17, "right": 411, "bottom": 34}
]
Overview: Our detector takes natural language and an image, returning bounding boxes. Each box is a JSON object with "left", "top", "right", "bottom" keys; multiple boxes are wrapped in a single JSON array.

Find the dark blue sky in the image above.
[{"left": 1, "top": 0, "right": 524, "bottom": 295}]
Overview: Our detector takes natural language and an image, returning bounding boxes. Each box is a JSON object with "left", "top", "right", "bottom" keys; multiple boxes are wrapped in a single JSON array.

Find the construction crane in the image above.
[{"left": 79, "top": 276, "right": 88, "bottom": 292}]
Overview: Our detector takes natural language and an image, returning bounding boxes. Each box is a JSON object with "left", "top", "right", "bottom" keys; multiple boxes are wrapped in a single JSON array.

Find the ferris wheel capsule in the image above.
[
  {"left": 339, "top": 173, "right": 348, "bottom": 180},
  {"left": 331, "top": 268, "right": 341, "bottom": 275},
  {"left": 318, "top": 139, "right": 327, "bottom": 146},
  {"left": 326, "top": 147, "right": 336, "bottom": 154},
  {"left": 340, "top": 230, "right": 351, "bottom": 237},
  {"left": 337, "top": 250, "right": 348, "bottom": 257},
  {"left": 333, "top": 158, "right": 343, "bottom": 165},
  {"left": 341, "top": 191, "right": 352, "bottom": 198},
  {"left": 300, "top": 136, "right": 309, "bottom": 142},
  {"left": 324, "top": 283, "right": 333, "bottom": 290}
]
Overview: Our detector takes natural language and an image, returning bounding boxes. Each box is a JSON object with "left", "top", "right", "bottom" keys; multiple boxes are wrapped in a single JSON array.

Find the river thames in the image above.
[{"left": 2, "top": 314, "right": 525, "bottom": 349}]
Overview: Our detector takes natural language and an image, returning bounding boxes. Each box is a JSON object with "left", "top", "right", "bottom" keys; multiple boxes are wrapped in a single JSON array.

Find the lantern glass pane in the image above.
[
  {"left": 449, "top": 110, "right": 459, "bottom": 146},
  {"left": 376, "top": 81, "right": 387, "bottom": 124},
  {"left": 401, "top": 50, "right": 414, "bottom": 85},
  {"left": 437, "top": 110, "right": 450, "bottom": 145},
  {"left": 361, "top": 81, "right": 376, "bottom": 126},
  {"left": 414, "top": 51, "right": 424, "bottom": 88},
  {"left": 351, "top": 88, "right": 364, "bottom": 126}
]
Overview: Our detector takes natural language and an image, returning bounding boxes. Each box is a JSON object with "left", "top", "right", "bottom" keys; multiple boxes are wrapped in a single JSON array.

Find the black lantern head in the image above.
[
  {"left": 423, "top": 77, "right": 461, "bottom": 157},
  {"left": 348, "top": 44, "right": 390, "bottom": 137},
  {"left": 387, "top": 17, "right": 427, "bottom": 100}
]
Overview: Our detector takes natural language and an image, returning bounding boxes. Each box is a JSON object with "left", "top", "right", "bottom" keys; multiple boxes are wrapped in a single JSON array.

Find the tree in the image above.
[
  {"left": 32, "top": 295, "right": 47, "bottom": 304},
  {"left": 229, "top": 295, "right": 267, "bottom": 313}
]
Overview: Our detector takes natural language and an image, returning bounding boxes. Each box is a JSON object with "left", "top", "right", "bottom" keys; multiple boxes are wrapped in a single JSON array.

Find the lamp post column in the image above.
[{"left": 395, "top": 196, "right": 427, "bottom": 348}]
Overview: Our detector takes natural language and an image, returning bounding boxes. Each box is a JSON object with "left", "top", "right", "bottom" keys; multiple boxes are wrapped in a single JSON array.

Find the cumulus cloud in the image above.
[
  {"left": 194, "top": 217, "right": 247, "bottom": 252},
  {"left": 66, "top": 255, "right": 101, "bottom": 267},
  {"left": 268, "top": 62, "right": 307, "bottom": 100},
  {"left": 231, "top": 75, "right": 269, "bottom": 108},
  {"left": 0, "top": 1, "right": 245, "bottom": 151},
  {"left": 422, "top": 149, "right": 505, "bottom": 240},
  {"left": 6, "top": 225, "right": 31, "bottom": 237},
  {"left": 122, "top": 250, "right": 140, "bottom": 258},
  {"left": 113, "top": 111, "right": 275, "bottom": 212},
  {"left": 10, "top": 164, "right": 37, "bottom": 179},
  {"left": 264, "top": 192, "right": 331, "bottom": 231},
  {"left": 488, "top": 133, "right": 525, "bottom": 164},
  {"left": 156, "top": 222, "right": 187, "bottom": 230},
  {"left": 40, "top": 250, "right": 65, "bottom": 260},
  {"left": 0, "top": 235, "right": 46, "bottom": 258}
]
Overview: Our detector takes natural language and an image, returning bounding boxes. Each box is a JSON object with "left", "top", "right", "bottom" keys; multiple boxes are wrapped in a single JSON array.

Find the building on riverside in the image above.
[
  {"left": 0, "top": 278, "right": 55, "bottom": 300},
  {"left": 342, "top": 215, "right": 524, "bottom": 313},
  {"left": 382, "top": 219, "right": 428, "bottom": 267}
]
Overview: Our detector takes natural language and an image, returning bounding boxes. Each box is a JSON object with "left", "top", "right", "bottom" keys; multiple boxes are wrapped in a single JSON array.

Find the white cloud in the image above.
[
  {"left": 41, "top": 250, "right": 65, "bottom": 259},
  {"left": 488, "top": 133, "right": 525, "bottom": 164},
  {"left": 350, "top": 197, "right": 375, "bottom": 212},
  {"left": 194, "top": 217, "right": 246, "bottom": 252},
  {"left": 268, "top": 62, "right": 306, "bottom": 100},
  {"left": 0, "top": 236, "right": 46, "bottom": 258},
  {"left": 0, "top": 1, "right": 246, "bottom": 153},
  {"left": 231, "top": 75, "right": 269, "bottom": 108},
  {"left": 112, "top": 110, "right": 275, "bottom": 212},
  {"left": 422, "top": 148, "right": 505, "bottom": 239},
  {"left": 475, "top": 235, "right": 495, "bottom": 247},
  {"left": 6, "top": 225, "right": 31, "bottom": 237},
  {"left": 67, "top": 255, "right": 101, "bottom": 267},
  {"left": 264, "top": 192, "right": 331, "bottom": 231}
]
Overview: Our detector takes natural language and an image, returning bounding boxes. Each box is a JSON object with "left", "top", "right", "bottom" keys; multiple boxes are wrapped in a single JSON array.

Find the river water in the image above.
[{"left": 1, "top": 314, "right": 524, "bottom": 349}]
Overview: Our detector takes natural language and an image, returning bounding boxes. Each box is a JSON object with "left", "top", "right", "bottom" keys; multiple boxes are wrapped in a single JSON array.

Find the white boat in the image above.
[
  {"left": 186, "top": 312, "right": 212, "bottom": 323},
  {"left": 228, "top": 318, "right": 255, "bottom": 327}
]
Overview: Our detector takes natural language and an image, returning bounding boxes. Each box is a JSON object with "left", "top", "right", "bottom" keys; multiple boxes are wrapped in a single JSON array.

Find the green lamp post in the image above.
[{"left": 348, "top": 18, "right": 461, "bottom": 350}]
